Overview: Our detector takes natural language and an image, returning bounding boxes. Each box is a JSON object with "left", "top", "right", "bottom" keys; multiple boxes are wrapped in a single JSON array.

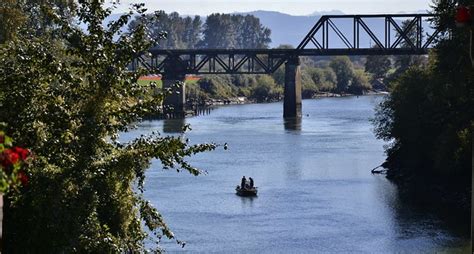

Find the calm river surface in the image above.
[{"left": 123, "top": 95, "right": 469, "bottom": 253}]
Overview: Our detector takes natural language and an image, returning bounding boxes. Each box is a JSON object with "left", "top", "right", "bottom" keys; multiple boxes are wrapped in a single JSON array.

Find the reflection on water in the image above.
[
  {"left": 375, "top": 177, "right": 470, "bottom": 252},
  {"left": 283, "top": 117, "right": 302, "bottom": 131},
  {"left": 163, "top": 118, "right": 186, "bottom": 133},
  {"left": 123, "top": 96, "right": 469, "bottom": 252},
  {"left": 194, "top": 106, "right": 215, "bottom": 116},
  {"left": 162, "top": 107, "right": 214, "bottom": 134},
  {"left": 239, "top": 195, "right": 257, "bottom": 208}
]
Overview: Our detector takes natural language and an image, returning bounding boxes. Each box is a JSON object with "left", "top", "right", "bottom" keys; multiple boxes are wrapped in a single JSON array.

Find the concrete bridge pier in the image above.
[
  {"left": 162, "top": 72, "right": 186, "bottom": 118},
  {"left": 284, "top": 56, "right": 302, "bottom": 118},
  {"left": 162, "top": 56, "right": 189, "bottom": 118}
]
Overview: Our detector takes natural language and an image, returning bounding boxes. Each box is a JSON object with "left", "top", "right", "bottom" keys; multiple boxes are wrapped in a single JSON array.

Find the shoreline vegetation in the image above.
[
  {"left": 188, "top": 90, "right": 389, "bottom": 107},
  {"left": 0, "top": 1, "right": 471, "bottom": 252},
  {"left": 148, "top": 90, "right": 389, "bottom": 119},
  {"left": 137, "top": 73, "right": 388, "bottom": 112},
  {"left": 372, "top": 9, "right": 473, "bottom": 221}
]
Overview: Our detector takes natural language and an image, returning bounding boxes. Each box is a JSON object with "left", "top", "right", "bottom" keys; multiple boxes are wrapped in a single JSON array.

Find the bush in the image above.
[
  {"left": 197, "top": 75, "right": 236, "bottom": 98},
  {"left": 0, "top": 2, "right": 217, "bottom": 252},
  {"left": 349, "top": 69, "right": 371, "bottom": 95}
]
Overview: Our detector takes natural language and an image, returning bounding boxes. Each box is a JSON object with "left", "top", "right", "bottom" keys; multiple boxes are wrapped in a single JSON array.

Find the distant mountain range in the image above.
[
  {"left": 241, "top": 10, "right": 433, "bottom": 48},
  {"left": 243, "top": 11, "right": 323, "bottom": 47}
]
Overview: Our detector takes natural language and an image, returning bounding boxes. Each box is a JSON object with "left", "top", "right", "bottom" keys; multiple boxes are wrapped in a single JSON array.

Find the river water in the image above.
[{"left": 123, "top": 95, "right": 469, "bottom": 253}]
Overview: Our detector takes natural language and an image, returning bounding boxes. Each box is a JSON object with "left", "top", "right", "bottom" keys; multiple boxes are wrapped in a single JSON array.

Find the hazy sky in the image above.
[{"left": 110, "top": 0, "right": 431, "bottom": 15}]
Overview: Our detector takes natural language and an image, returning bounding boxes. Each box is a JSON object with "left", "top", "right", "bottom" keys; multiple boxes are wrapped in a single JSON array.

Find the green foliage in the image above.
[
  {"left": 329, "top": 56, "right": 354, "bottom": 92},
  {"left": 236, "top": 15, "right": 272, "bottom": 48},
  {"left": 387, "top": 20, "right": 427, "bottom": 85},
  {"left": 349, "top": 69, "right": 371, "bottom": 95},
  {"left": 197, "top": 75, "right": 236, "bottom": 98},
  {"left": 232, "top": 74, "right": 258, "bottom": 88},
  {"left": 320, "top": 68, "right": 338, "bottom": 90},
  {"left": 0, "top": 0, "right": 26, "bottom": 43},
  {"left": 307, "top": 67, "right": 337, "bottom": 92},
  {"left": 271, "top": 66, "right": 285, "bottom": 86},
  {"left": 270, "top": 54, "right": 369, "bottom": 99},
  {"left": 0, "top": 2, "right": 217, "bottom": 252},
  {"left": 0, "top": 0, "right": 75, "bottom": 43},
  {"left": 200, "top": 14, "right": 236, "bottom": 48},
  {"left": 365, "top": 49, "right": 392, "bottom": 79},
  {"left": 137, "top": 79, "right": 163, "bottom": 88},
  {"left": 193, "top": 74, "right": 282, "bottom": 102},
  {"left": 249, "top": 75, "right": 282, "bottom": 102},
  {"left": 373, "top": 0, "right": 473, "bottom": 207},
  {"left": 132, "top": 11, "right": 271, "bottom": 50},
  {"left": 129, "top": 11, "right": 202, "bottom": 49},
  {"left": 300, "top": 68, "right": 318, "bottom": 98},
  {"left": 200, "top": 13, "right": 271, "bottom": 49}
]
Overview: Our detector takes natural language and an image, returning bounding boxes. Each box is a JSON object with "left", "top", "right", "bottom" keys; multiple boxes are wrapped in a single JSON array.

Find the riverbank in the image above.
[
  {"left": 147, "top": 91, "right": 389, "bottom": 119},
  {"left": 191, "top": 90, "right": 389, "bottom": 108},
  {"left": 312, "top": 90, "right": 389, "bottom": 98}
]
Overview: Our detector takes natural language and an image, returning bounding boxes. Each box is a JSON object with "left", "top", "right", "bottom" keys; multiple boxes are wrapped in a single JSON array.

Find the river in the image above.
[{"left": 123, "top": 95, "right": 469, "bottom": 253}]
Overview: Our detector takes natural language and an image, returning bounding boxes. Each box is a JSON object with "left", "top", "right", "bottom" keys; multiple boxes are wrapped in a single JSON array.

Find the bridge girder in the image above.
[{"left": 131, "top": 14, "right": 442, "bottom": 75}]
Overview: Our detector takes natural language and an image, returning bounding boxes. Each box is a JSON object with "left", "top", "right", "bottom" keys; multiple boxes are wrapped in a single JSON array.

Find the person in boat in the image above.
[
  {"left": 249, "top": 177, "right": 254, "bottom": 188},
  {"left": 241, "top": 176, "right": 246, "bottom": 189}
]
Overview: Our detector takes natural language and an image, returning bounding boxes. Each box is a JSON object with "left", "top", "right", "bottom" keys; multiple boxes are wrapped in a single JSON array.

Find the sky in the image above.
[{"left": 110, "top": 0, "right": 432, "bottom": 16}]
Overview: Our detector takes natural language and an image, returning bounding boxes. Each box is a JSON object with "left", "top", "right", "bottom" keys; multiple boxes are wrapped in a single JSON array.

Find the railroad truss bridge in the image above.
[{"left": 131, "top": 14, "right": 442, "bottom": 118}]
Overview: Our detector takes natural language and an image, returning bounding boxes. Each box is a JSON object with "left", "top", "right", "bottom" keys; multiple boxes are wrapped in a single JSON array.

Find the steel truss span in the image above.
[{"left": 132, "top": 14, "right": 442, "bottom": 75}]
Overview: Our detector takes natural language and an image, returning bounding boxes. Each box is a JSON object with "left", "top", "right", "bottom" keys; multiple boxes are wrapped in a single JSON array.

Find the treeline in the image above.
[
  {"left": 188, "top": 49, "right": 427, "bottom": 103},
  {"left": 1, "top": 1, "right": 219, "bottom": 252},
  {"left": 130, "top": 12, "right": 426, "bottom": 102},
  {"left": 188, "top": 74, "right": 283, "bottom": 103},
  {"left": 188, "top": 52, "right": 425, "bottom": 104},
  {"left": 186, "top": 54, "right": 376, "bottom": 103},
  {"left": 185, "top": 23, "right": 424, "bottom": 102},
  {"left": 372, "top": 2, "right": 473, "bottom": 212},
  {"left": 129, "top": 11, "right": 271, "bottom": 49}
]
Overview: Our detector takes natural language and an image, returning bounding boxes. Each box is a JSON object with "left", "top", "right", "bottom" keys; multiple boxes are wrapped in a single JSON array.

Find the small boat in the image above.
[{"left": 235, "top": 185, "right": 258, "bottom": 196}]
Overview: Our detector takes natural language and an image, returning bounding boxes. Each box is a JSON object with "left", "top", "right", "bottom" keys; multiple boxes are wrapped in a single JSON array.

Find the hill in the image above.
[{"left": 244, "top": 10, "right": 433, "bottom": 48}]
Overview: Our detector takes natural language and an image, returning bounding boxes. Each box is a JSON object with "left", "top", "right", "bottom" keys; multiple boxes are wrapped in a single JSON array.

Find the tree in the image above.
[
  {"left": 200, "top": 13, "right": 236, "bottom": 48},
  {"left": 329, "top": 56, "right": 354, "bottom": 92},
  {"left": 308, "top": 67, "right": 337, "bottom": 91},
  {"left": 249, "top": 75, "right": 282, "bottom": 102},
  {"left": 294, "top": 66, "right": 316, "bottom": 98},
  {"left": 129, "top": 11, "right": 202, "bottom": 49},
  {"left": 0, "top": 0, "right": 26, "bottom": 43},
  {"left": 321, "top": 68, "right": 337, "bottom": 91},
  {"left": 129, "top": 11, "right": 170, "bottom": 48},
  {"left": 183, "top": 16, "right": 202, "bottom": 48},
  {"left": 14, "top": 0, "right": 76, "bottom": 38},
  {"left": 391, "top": 20, "right": 426, "bottom": 78},
  {"left": 0, "top": 2, "right": 217, "bottom": 252},
  {"left": 365, "top": 47, "right": 392, "bottom": 79},
  {"left": 349, "top": 69, "right": 371, "bottom": 95},
  {"left": 236, "top": 15, "right": 271, "bottom": 48},
  {"left": 200, "top": 13, "right": 271, "bottom": 49},
  {"left": 197, "top": 75, "right": 236, "bottom": 98},
  {"left": 372, "top": 0, "right": 473, "bottom": 212}
]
